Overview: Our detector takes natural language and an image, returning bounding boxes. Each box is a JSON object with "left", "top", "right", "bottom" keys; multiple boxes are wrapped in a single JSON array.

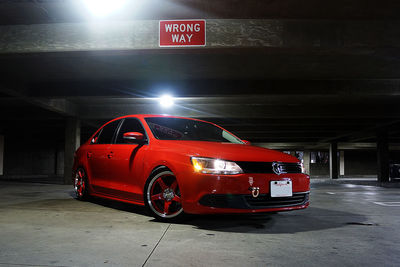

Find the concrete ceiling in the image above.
[
  {"left": 0, "top": 0, "right": 399, "bottom": 25},
  {"left": 1, "top": 0, "right": 400, "bottom": 145}
]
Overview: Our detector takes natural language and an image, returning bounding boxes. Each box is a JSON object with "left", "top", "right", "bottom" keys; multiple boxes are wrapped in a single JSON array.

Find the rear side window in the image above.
[
  {"left": 97, "top": 120, "right": 120, "bottom": 144},
  {"left": 115, "top": 118, "right": 147, "bottom": 144}
]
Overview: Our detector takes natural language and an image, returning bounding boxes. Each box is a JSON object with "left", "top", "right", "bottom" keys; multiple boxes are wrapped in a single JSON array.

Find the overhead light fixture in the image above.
[
  {"left": 83, "top": 0, "right": 127, "bottom": 17},
  {"left": 159, "top": 94, "right": 174, "bottom": 108}
]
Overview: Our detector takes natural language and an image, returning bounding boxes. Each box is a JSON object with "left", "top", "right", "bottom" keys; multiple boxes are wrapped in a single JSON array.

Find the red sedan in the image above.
[{"left": 73, "top": 115, "right": 310, "bottom": 221}]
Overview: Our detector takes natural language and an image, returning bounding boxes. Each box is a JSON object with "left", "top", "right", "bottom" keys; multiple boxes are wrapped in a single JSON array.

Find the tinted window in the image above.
[
  {"left": 145, "top": 117, "right": 243, "bottom": 144},
  {"left": 97, "top": 120, "right": 120, "bottom": 144},
  {"left": 115, "top": 118, "right": 147, "bottom": 144}
]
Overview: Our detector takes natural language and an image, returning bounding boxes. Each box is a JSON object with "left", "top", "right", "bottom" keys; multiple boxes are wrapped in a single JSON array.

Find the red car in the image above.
[{"left": 73, "top": 115, "right": 310, "bottom": 221}]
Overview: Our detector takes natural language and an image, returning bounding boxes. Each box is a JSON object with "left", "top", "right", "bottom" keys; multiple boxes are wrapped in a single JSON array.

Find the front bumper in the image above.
[
  {"left": 177, "top": 170, "right": 310, "bottom": 214},
  {"left": 199, "top": 192, "right": 309, "bottom": 209}
]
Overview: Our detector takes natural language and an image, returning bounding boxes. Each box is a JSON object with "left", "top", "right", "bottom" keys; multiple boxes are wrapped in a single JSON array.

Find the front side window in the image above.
[
  {"left": 145, "top": 117, "right": 243, "bottom": 144},
  {"left": 115, "top": 118, "right": 147, "bottom": 144},
  {"left": 97, "top": 120, "right": 120, "bottom": 144}
]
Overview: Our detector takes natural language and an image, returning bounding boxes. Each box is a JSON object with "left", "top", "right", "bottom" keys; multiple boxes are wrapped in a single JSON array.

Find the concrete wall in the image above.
[
  {"left": 308, "top": 150, "right": 378, "bottom": 178},
  {"left": 0, "top": 135, "right": 3, "bottom": 176},
  {"left": 3, "top": 133, "right": 63, "bottom": 177},
  {"left": 343, "top": 150, "right": 377, "bottom": 177},
  {"left": 310, "top": 163, "right": 330, "bottom": 177},
  {"left": 56, "top": 146, "right": 64, "bottom": 176}
]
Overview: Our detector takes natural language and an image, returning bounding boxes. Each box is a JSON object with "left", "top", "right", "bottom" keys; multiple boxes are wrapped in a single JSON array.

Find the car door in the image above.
[
  {"left": 86, "top": 119, "right": 121, "bottom": 194},
  {"left": 106, "top": 118, "right": 149, "bottom": 202}
]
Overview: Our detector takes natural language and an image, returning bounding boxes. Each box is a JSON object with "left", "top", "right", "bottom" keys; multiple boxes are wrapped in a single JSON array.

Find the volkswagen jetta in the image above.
[{"left": 73, "top": 115, "right": 310, "bottom": 221}]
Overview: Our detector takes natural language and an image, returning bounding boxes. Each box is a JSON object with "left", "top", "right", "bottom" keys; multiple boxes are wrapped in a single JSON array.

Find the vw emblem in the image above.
[{"left": 272, "top": 162, "right": 282, "bottom": 175}]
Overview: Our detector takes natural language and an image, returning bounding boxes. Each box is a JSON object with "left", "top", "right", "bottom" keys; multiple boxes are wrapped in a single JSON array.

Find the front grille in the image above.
[
  {"left": 199, "top": 193, "right": 309, "bottom": 209},
  {"left": 277, "top": 162, "right": 302, "bottom": 174},
  {"left": 236, "top": 161, "right": 302, "bottom": 174},
  {"left": 236, "top": 162, "right": 274, "bottom": 173},
  {"left": 245, "top": 193, "right": 308, "bottom": 207}
]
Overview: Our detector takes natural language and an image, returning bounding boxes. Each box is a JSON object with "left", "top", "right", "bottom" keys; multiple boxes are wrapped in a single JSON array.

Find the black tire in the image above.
[
  {"left": 144, "top": 167, "right": 185, "bottom": 222},
  {"left": 74, "top": 167, "right": 90, "bottom": 201}
]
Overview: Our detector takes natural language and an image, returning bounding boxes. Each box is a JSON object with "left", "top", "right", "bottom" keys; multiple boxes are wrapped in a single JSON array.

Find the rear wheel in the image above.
[
  {"left": 145, "top": 169, "right": 184, "bottom": 222},
  {"left": 74, "top": 167, "right": 90, "bottom": 200}
]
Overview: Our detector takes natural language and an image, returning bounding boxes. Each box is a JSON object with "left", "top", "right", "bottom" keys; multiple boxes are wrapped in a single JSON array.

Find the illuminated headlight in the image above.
[
  {"left": 300, "top": 162, "right": 306, "bottom": 174},
  {"left": 191, "top": 157, "right": 243, "bottom": 175}
]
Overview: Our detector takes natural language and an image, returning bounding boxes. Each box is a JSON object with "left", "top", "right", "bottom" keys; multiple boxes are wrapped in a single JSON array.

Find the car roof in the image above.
[{"left": 114, "top": 114, "right": 208, "bottom": 122}]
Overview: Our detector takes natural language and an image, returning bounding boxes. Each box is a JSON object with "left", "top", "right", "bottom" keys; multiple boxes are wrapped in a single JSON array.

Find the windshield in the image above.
[{"left": 145, "top": 117, "right": 244, "bottom": 144}]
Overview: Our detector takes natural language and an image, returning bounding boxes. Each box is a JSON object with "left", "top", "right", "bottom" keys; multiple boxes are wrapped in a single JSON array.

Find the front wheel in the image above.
[{"left": 144, "top": 169, "right": 184, "bottom": 222}]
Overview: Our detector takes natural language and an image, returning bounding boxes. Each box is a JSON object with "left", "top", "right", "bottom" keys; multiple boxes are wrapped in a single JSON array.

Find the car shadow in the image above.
[
  {"left": 77, "top": 192, "right": 369, "bottom": 234},
  {"left": 177, "top": 207, "right": 369, "bottom": 234},
  {"left": 87, "top": 195, "right": 148, "bottom": 216}
]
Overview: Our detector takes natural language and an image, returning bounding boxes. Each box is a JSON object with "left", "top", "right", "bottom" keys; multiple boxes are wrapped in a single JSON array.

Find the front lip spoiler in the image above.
[{"left": 199, "top": 192, "right": 310, "bottom": 210}]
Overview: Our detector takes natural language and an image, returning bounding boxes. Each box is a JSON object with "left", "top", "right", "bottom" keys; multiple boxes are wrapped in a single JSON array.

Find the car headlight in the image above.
[
  {"left": 191, "top": 157, "right": 243, "bottom": 175},
  {"left": 300, "top": 162, "right": 306, "bottom": 174}
]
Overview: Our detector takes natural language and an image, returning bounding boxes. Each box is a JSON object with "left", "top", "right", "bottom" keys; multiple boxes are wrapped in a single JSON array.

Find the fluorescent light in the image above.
[
  {"left": 83, "top": 0, "right": 127, "bottom": 17},
  {"left": 159, "top": 94, "right": 174, "bottom": 108}
]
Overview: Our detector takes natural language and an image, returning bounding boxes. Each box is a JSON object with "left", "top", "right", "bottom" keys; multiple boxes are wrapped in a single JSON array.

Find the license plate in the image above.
[{"left": 270, "top": 180, "right": 293, "bottom": 197}]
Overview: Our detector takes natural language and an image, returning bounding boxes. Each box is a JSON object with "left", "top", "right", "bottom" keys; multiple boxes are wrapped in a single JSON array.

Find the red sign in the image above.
[{"left": 159, "top": 20, "right": 206, "bottom": 47}]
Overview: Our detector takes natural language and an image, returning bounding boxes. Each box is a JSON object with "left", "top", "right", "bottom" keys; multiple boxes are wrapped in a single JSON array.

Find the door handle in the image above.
[
  {"left": 107, "top": 152, "right": 114, "bottom": 158},
  {"left": 87, "top": 152, "right": 93, "bottom": 159}
]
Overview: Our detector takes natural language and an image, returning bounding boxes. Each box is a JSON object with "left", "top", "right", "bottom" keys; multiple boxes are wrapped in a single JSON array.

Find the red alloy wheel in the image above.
[
  {"left": 74, "top": 168, "right": 86, "bottom": 199},
  {"left": 147, "top": 171, "right": 183, "bottom": 218}
]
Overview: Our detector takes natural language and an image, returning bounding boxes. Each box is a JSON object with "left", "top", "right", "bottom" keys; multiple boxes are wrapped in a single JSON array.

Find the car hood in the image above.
[{"left": 157, "top": 140, "right": 299, "bottom": 163}]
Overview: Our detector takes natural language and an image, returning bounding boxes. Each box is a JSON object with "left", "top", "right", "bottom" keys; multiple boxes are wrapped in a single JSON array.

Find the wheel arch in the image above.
[{"left": 146, "top": 161, "right": 179, "bottom": 182}]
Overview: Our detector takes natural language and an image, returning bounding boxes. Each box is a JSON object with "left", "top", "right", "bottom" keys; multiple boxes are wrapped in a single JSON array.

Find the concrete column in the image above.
[
  {"left": 329, "top": 142, "right": 338, "bottom": 179},
  {"left": 339, "top": 151, "right": 345, "bottom": 176},
  {"left": 0, "top": 135, "right": 4, "bottom": 176},
  {"left": 64, "top": 118, "right": 80, "bottom": 185},
  {"left": 303, "top": 150, "right": 311, "bottom": 176},
  {"left": 377, "top": 130, "right": 389, "bottom": 183}
]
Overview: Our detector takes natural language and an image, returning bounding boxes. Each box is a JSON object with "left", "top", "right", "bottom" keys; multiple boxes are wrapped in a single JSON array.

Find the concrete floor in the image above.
[{"left": 0, "top": 180, "right": 399, "bottom": 267}]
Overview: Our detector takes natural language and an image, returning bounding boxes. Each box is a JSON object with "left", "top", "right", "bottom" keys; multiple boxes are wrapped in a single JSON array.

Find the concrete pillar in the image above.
[
  {"left": 0, "top": 135, "right": 4, "bottom": 176},
  {"left": 303, "top": 150, "right": 311, "bottom": 176},
  {"left": 339, "top": 151, "right": 345, "bottom": 176},
  {"left": 329, "top": 142, "right": 338, "bottom": 179},
  {"left": 64, "top": 118, "right": 80, "bottom": 185},
  {"left": 377, "top": 130, "right": 389, "bottom": 183}
]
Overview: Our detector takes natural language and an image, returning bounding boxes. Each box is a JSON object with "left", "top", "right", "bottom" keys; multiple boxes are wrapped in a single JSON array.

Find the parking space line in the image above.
[
  {"left": 373, "top": 202, "right": 400, "bottom": 207},
  {"left": 142, "top": 223, "right": 171, "bottom": 267}
]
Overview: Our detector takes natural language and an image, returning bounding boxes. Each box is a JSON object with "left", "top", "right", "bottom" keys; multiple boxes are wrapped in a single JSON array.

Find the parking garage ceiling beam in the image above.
[
  {"left": 67, "top": 95, "right": 400, "bottom": 106},
  {"left": 16, "top": 80, "right": 400, "bottom": 98},
  {"left": 78, "top": 102, "right": 400, "bottom": 120},
  {"left": 0, "top": 86, "right": 78, "bottom": 117},
  {"left": 255, "top": 142, "right": 400, "bottom": 150},
  {"left": 0, "top": 20, "right": 399, "bottom": 53}
]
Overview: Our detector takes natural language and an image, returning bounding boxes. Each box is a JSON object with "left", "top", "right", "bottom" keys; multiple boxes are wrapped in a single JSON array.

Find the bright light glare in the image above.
[
  {"left": 83, "top": 0, "right": 127, "bottom": 17},
  {"left": 193, "top": 161, "right": 203, "bottom": 172},
  {"left": 159, "top": 94, "right": 174, "bottom": 108},
  {"left": 214, "top": 160, "right": 226, "bottom": 170}
]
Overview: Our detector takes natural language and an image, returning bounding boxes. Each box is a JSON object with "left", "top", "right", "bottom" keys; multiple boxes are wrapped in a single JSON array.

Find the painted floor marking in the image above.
[{"left": 373, "top": 202, "right": 400, "bottom": 207}]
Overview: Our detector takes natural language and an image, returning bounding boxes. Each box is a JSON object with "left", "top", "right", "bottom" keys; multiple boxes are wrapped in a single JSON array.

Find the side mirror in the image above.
[
  {"left": 242, "top": 140, "right": 251, "bottom": 145},
  {"left": 123, "top": 132, "right": 144, "bottom": 143}
]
